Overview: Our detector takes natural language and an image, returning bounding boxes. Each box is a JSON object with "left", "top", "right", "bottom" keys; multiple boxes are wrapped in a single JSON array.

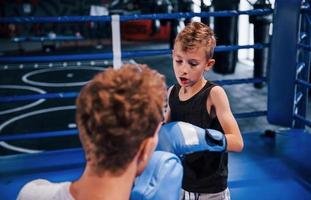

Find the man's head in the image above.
[{"left": 76, "top": 64, "right": 166, "bottom": 175}]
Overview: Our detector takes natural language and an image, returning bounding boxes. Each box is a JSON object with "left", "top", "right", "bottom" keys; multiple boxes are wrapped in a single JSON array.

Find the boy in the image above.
[{"left": 165, "top": 21, "right": 244, "bottom": 200}]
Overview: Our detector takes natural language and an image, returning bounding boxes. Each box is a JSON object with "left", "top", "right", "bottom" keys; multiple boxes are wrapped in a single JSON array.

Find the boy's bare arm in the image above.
[{"left": 209, "top": 86, "right": 244, "bottom": 152}]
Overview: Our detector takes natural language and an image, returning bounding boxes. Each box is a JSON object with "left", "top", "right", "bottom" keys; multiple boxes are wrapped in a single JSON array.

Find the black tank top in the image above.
[{"left": 169, "top": 81, "right": 228, "bottom": 193}]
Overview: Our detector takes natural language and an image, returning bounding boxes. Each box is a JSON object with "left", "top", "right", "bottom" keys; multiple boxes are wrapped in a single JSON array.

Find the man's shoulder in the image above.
[{"left": 17, "top": 179, "right": 72, "bottom": 200}]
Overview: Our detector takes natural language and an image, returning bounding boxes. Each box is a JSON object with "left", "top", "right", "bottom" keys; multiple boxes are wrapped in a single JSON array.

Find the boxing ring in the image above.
[{"left": 0, "top": 0, "right": 311, "bottom": 199}]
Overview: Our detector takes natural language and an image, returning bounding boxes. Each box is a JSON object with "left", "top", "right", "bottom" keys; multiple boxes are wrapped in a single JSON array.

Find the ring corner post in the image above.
[{"left": 267, "top": 0, "right": 302, "bottom": 127}]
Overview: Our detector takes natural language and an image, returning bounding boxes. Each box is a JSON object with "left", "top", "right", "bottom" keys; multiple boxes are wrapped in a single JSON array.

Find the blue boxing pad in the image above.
[
  {"left": 156, "top": 121, "right": 226, "bottom": 156},
  {"left": 130, "top": 151, "right": 183, "bottom": 200}
]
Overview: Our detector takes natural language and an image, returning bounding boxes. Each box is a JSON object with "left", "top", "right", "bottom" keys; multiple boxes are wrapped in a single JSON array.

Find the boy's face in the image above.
[{"left": 172, "top": 42, "right": 215, "bottom": 87}]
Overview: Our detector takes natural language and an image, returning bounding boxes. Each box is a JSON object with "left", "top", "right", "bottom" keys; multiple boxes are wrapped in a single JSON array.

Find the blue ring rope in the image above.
[
  {"left": 0, "top": 53, "right": 114, "bottom": 63},
  {"left": 214, "top": 77, "right": 266, "bottom": 86},
  {"left": 0, "top": 110, "right": 268, "bottom": 141},
  {"left": 0, "top": 78, "right": 266, "bottom": 103},
  {"left": 0, "top": 9, "right": 272, "bottom": 24},
  {"left": 0, "top": 92, "right": 79, "bottom": 103},
  {"left": 234, "top": 110, "right": 267, "bottom": 118},
  {"left": 0, "top": 43, "right": 269, "bottom": 64},
  {"left": 0, "top": 130, "right": 78, "bottom": 141},
  {"left": 11, "top": 35, "right": 83, "bottom": 42}
]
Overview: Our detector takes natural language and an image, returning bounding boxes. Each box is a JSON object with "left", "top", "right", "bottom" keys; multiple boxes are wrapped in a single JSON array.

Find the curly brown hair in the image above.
[
  {"left": 76, "top": 64, "right": 166, "bottom": 174},
  {"left": 175, "top": 21, "right": 216, "bottom": 59}
]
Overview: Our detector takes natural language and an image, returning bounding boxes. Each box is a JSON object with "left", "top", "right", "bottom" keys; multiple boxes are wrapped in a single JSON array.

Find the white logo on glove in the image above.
[{"left": 177, "top": 122, "right": 199, "bottom": 145}]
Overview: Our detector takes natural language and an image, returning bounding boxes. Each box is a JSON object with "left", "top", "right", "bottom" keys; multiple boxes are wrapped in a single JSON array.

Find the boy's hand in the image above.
[{"left": 156, "top": 121, "right": 227, "bottom": 157}]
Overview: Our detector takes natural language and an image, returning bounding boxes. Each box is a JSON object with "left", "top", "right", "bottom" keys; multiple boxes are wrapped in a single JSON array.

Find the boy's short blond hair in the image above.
[{"left": 175, "top": 21, "right": 216, "bottom": 59}]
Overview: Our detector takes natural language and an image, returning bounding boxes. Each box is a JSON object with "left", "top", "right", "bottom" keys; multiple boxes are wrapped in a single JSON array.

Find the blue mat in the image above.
[
  {"left": 229, "top": 129, "right": 311, "bottom": 200},
  {"left": 1, "top": 130, "right": 311, "bottom": 199}
]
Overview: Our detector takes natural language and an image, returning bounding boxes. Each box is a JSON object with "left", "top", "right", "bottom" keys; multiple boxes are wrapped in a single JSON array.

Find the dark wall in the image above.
[{"left": 0, "top": 0, "right": 107, "bottom": 38}]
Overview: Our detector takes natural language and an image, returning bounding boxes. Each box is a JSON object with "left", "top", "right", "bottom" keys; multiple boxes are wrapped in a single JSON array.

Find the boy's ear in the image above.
[{"left": 205, "top": 59, "right": 215, "bottom": 71}]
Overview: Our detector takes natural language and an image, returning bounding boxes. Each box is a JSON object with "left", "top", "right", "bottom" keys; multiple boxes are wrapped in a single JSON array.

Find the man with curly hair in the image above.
[{"left": 17, "top": 64, "right": 169, "bottom": 200}]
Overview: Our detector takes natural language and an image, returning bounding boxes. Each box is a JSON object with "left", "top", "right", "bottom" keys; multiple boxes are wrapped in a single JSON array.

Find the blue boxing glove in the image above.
[
  {"left": 130, "top": 151, "right": 183, "bottom": 200},
  {"left": 156, "top": 121, "right": 226, "bottom": 157}
]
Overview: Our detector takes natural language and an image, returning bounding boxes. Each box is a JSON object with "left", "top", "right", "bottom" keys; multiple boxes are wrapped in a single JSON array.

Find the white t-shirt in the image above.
[{"left": 17, "top": 179, "right": 74, "bottom": 200}]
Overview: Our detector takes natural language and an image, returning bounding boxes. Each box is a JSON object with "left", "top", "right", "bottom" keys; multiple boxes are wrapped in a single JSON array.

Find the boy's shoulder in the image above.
[
  {"left": 210, "top": 85, "right": 225, "bottom": 93},
  {"left": 209, "top": 85, "right": 228, "bottom": 102}
]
